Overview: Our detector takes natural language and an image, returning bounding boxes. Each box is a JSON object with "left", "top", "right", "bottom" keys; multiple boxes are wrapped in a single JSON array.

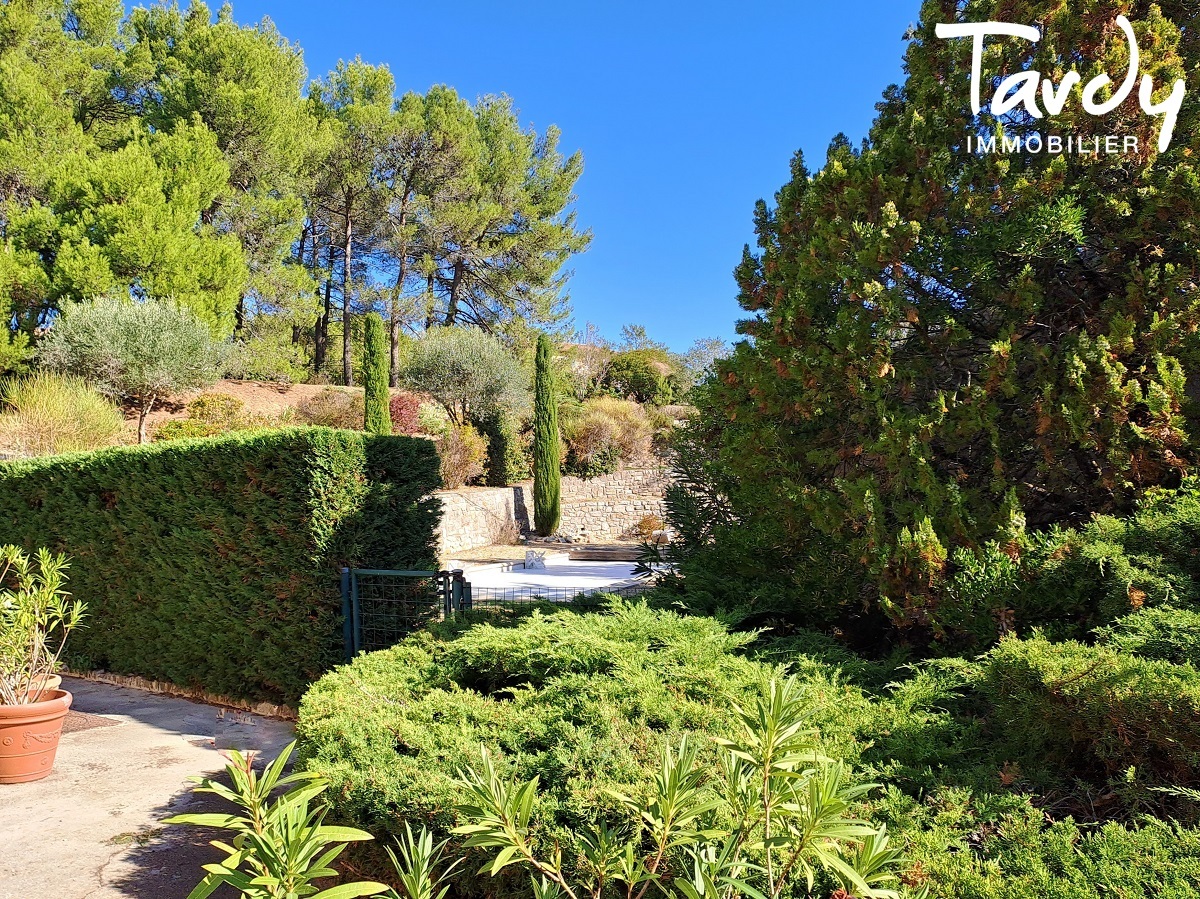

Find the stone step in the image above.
[
  {"left": 567, "top": 544, "right": 643, "bottom": 562},
  {"left": 450, "top": 552, "right": 571, "bottom": 574}
]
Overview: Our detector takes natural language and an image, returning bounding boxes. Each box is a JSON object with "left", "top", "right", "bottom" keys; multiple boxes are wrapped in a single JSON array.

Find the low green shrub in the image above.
[
  {"left": 979, "top": 634, "right": 1200, "bottom": 785},
  {"left": 154, "top": 392, "right": 259, "bottom": 442},
  {"left": 757, "top": 634, "right": 1200, "bottom": 896},
  {"left": 473, "top": 410, "right": 529, "bottom": 486},
  {"left": 396, "top": 680, "right": 910, "bottom": 899},
  {"left": 417, "top": 402, "right": 451, "bottom": 438},
  {"left": 877, "top": 787, "right": 1200, "bottom": 899},
  {"left": 1096, "top": 605, "right": 1200, "bottom": 665},
  {"left": 298, "top": 603, "right": 782, "bottom": 895},
  {"left": 0, "top": 428, "right": 440, "bottom": 703},
  {"left": 922, "top": 480, "right": 1200, "bottom": 646},
  {"left": 152, "top": 418, "right": 223, "bottom": 441}
]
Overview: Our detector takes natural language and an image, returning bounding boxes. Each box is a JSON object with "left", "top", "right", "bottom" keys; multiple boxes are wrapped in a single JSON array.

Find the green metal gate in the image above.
[{"left": 340, "top": 568, "right": 473, "bottom": 658}]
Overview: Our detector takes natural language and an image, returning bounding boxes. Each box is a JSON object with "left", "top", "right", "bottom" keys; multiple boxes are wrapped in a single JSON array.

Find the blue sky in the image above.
[{"left": 215, "top": 0, "right": 922, "bottom": 351}]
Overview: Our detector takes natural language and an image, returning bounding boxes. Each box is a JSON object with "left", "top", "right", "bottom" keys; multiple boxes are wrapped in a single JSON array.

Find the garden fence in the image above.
[{"left": 340, "top": 567, "right": 648, "bottom": 657}]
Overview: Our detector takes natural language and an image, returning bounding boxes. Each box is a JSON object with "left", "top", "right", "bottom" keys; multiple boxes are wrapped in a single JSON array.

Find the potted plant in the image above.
[{"left": 0, "top": 546, "right": 83, "bottom": 784}]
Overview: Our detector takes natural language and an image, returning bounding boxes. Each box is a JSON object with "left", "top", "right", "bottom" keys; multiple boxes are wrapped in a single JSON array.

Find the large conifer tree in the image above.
[{"left": 688, "top": 0, "right": 1200, "bottom": 636}]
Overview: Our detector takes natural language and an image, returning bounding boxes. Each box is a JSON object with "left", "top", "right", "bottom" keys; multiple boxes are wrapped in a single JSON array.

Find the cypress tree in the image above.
[
  {"left": 363, "top": 312, "right": 392, "bottom": 435},
  {"left": 533, "top": 332, "right": 561, "bottom": 536}
]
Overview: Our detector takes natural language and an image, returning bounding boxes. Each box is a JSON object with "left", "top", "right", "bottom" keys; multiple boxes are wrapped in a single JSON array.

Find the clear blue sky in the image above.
[{"left": 216, "top": 0, "right": 922, "bottom": 351}]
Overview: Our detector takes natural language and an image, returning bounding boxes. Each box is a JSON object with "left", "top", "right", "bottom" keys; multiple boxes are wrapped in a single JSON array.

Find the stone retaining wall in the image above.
[{"left": 436, "top": 467, "right": 670, "bottom": 556}]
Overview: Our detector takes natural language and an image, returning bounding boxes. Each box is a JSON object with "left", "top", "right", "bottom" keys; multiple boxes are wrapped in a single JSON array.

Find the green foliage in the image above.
[
  {"left": 167, "top": 741, "right": 387, "bottom": 899},
  {"left": 602, "top": 351, "right": 673, "bottom": 406},
  {"left": 1096, "top": 606, "right": 1200, "bottom": 665},
  {"left": 417, "top": 96, "right": 591, "bottom": 334},
  {"left": 152, "top": 418, "right": 224, "bottom": 442},
  {"left": 687, "top": 0, "right": 1200, "bottom": 640},
  {"left": 297, "top": 603, "right": 771, "bottom": 895},
  {"left": 417, "top": 403, "right": 451, "bottom": 438},
  {"left": 752, "top": 631, "right": 1200, "bottom": 897},
  {"left": 979, "top": 635, "right": 1200, "bottom": 786},
  {"left": 153, "top": 391, "right": 276, "bottom": 442},
  {"left": 563, "top": 397, "right": 652, "bottom": 479},
  {"left": 533, "top": 333, "right": 561, "bottom": 535},
  {"left": 878, "top": 790, "right": 1200, "bottom": 899},
  {"left": 364, "top": 312, "right": 392, "bottom": 435},
  {"left": 39, "top": 297, "right": 224, "bottom": 442},
  {"left": 475, "top": 409, "right": 530, "bottom": 487},
  {"left": 420, "top": 679, "right": 906, "bottom": 899},
  {"left": 672, "top": 441, "right": 1200, "bottom": 649},
  {"left": 0, "top": 371, "right": 124, "bottom": 455},
  {"left": 0, "top": 2, "right": 588, "bottom": 384},
  {"left": 0, "top": 545, "right": 81, "bottom": 706},
  {"left": 936, "top": 480, "right": 1200, "bottom": 647},
  {"left": 402, "top": 328, "right": 528, "bottom": 425},
  {"left": 0, "top": 428, "right": 440, "bottom": 703},
  {"left": 225, "top": 317, "right": 314, "bottom": 384},
  {"left": 565, "top": 444, "right": 620, "bottom": 480},
  {"left": 438, "top": 423, "right": 489, "bottom": 489}
]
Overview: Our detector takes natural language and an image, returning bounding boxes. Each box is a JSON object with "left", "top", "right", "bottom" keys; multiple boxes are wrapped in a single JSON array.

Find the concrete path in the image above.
[{"left": 0, "top": 677, "right": 295, "bottom": 899}]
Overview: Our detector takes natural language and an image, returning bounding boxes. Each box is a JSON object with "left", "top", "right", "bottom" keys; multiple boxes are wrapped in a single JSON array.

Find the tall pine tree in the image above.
[{"left": 533, "top": 332, "right": 561, "bottom": 536}]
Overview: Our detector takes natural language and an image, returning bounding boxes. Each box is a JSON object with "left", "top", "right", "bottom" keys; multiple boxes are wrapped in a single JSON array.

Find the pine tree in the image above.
[
  {"left": 683, "top": 0, "right": 1200, "bottom": 639},
  {"left": 533, "top": 332, "right": 561, "bottom": 536},
  {"left": 362, "top": 312, "right": 391, "bottom": 435}
]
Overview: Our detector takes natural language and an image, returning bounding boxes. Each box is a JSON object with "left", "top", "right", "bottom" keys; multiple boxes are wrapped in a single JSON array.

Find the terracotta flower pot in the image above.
[
  {"left": 0, "top": 689, "right": 72, "bottom": 784},
  {"left": 33, "top": 674, "right": 62, "bottom": 694}
]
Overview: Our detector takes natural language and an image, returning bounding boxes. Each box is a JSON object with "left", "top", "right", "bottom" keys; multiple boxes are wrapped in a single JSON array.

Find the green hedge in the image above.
[{"left": 0, "top": 428, "right": 440, "bottom": 703}]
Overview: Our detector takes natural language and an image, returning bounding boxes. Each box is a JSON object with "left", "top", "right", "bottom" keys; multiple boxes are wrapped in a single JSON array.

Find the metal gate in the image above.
[{"left": 340, "top": 568, "right": 473, "bottom": 658}]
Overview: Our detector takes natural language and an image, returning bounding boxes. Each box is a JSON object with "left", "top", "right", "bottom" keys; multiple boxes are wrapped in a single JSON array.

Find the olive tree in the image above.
[
  {"left": 401, "top": 327, "right": 527, "bottom": 425},
  {"left": 40, "top": 298, "right": 224, "bottom": 443}
]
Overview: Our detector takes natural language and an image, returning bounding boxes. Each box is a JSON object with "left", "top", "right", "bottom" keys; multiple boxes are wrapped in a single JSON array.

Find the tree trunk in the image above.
[
  {"left": 389, "top": 267, "right": 404, "bottom": 387},
  {"left": 342, "top": 205, "right": 353, "bottom": 386},
  {"left": 315, "top": 243, "right": 334, "bottom": 373},
  {"left": 389, "top": 205, "right": 409, "bottom": 388},
  {"left": 446, "top": 259, "right": 464, "bottom": 326},
  {"left": 137, "top": 395, "right": 156, "bottom": 445},
  {"left": 424, "top": 273, "right": 437, "bottom": 329},
  {"left": 234, "top": 294, "right": 246, "bottom": 332}
]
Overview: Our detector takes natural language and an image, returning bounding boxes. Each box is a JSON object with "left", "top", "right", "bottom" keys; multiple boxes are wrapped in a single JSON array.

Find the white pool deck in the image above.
[{"left": 463, "top": 559, "right": 640, "bottom": 594}]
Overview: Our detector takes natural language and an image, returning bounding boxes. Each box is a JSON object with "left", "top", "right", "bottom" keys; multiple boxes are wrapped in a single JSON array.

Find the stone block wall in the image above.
[
  {"left": 437, "top": 486, "right": 529, "bottom": 557},
  {"left": 557, "top": 467, "right": 670, "bottom": 542},
  {"left": 435, "top": 467, "right": 670, "bottom": 556}
]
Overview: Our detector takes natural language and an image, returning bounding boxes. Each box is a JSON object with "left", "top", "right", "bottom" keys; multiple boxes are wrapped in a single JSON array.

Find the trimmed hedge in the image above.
[{"left": 0, "top": 428, "right": 440, "bottom": 703}]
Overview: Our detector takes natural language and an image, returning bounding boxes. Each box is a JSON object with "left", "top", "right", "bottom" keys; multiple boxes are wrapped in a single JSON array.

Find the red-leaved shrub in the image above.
[{"left": 390, "top": 392, "right": 423, "bottom": 435}]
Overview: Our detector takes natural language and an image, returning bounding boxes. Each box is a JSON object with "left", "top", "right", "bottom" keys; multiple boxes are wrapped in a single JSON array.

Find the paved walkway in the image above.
[{"left": 0, "top": 677, "right": 295, "bottom": 899}]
